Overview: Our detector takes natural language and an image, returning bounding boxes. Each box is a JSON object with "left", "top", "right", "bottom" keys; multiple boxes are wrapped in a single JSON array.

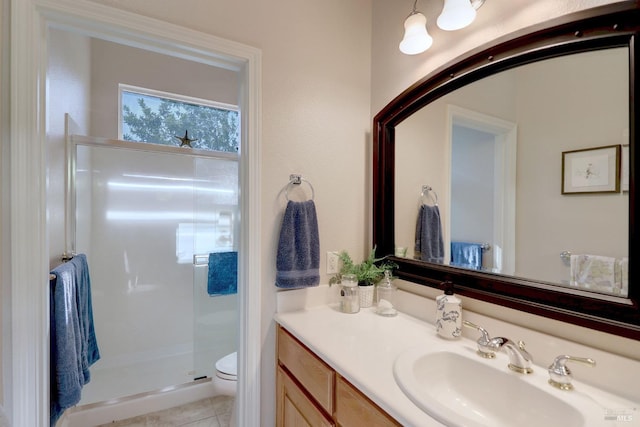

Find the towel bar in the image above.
[
  {"left": 560, "top": 250, "right": 572, "bottom": 266},
  {"left": 50, "top": 252, "right": 77, "bottom": 280},
  {"left": 62, "top": 252, "right": 76, "bottom": 262}
]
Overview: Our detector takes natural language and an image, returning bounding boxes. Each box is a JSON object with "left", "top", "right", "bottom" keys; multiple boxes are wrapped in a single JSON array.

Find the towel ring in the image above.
[
  {"left": 560, "top": 250, "right": 572, "bottom": 266},
  {"left": 421, "top": 185, "right": 438, "bottom": 206},
  {"left": 285, "top": 174, "right": 315, "bottom": 201}
]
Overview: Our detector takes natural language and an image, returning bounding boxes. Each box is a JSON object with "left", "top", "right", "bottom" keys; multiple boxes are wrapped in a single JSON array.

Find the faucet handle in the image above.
[
  {"left": 548, "top": 355, "right": 596, "bottom": 390},
  {"left": 463, "top": 320, "right": 497, "bottom": 359}
]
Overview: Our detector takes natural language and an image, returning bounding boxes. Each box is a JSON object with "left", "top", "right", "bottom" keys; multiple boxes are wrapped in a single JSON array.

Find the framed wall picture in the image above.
[{"left": 561, "top": 144, "right": 620, "bottom": 194}]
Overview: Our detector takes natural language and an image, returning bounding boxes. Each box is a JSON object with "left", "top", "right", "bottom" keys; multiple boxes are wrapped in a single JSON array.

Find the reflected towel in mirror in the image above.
[
  {"left": 414, "top": 204, "right": 444, "bottom": 263},
  {"left": 450, "top": 242, "right": 483, "bottom": 270},
  {"left": 570, "top": 254, "right": 617, "bottom": 293},
  {"left": 618, "top": 257, "right": 628, "bottom": 296}
]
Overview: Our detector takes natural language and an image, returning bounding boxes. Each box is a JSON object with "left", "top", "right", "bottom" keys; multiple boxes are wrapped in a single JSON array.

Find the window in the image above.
[{"left": 119, "top": 84, "right": 240, "bottom": 153}]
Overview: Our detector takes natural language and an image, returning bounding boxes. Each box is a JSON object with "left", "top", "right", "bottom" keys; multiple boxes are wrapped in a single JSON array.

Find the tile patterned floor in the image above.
[{"left": 96, "top": 396, "right": 234, "bottom": 427}]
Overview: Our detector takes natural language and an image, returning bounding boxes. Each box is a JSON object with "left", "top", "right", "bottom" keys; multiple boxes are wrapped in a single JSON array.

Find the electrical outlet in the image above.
[{"left": 326, "top": 251, "right": 340, "bottom": 274}]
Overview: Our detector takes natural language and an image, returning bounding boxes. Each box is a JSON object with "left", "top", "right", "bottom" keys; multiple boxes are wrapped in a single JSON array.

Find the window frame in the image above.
[{"left": 118, "top": 83, "right": 240, "bottom": 152}]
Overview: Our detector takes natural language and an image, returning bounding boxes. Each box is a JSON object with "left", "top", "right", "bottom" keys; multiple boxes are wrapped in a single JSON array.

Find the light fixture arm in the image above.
[{"left": 411, "top": 0, "right": 418, "bottom": 14}]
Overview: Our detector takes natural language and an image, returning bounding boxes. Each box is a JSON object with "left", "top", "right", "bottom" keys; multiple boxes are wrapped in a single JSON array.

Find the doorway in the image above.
[
  {"left": 447, "top": 105, "right": 517, "bottom": 275},
  {"left": 8, "top": 2, "right": 261, "bottom": 426}
]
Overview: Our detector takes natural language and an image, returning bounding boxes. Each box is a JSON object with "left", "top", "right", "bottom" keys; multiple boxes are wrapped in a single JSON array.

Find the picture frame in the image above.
[{"left": 561, "top": 144, "right": 620, "bottom": 194}]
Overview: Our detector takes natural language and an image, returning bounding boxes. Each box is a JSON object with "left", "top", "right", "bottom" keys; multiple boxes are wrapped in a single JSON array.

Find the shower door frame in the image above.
[{"left": 8, "top": 1, "right": 262, "bottom": 426}]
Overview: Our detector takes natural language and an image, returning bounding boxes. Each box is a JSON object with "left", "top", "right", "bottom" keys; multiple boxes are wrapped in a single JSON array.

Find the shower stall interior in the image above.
[{"left": 69, "top": 136, "right": 239, "bottom": 405}]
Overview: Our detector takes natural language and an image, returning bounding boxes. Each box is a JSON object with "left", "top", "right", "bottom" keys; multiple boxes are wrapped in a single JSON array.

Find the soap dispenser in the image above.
[
  {"left": 376, "top": 270, "right": 397, "bottom": 317},
  {"left": 436, "top": 281, "right": 462, "bottom": 339}
]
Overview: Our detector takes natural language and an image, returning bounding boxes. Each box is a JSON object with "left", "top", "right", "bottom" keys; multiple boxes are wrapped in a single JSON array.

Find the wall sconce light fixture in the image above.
[
  {"left": 399, "top": 5, "right": 433, "bottom": 55},
  {"left": 400, "top": 0, "right": 486, "bottom": 55}
]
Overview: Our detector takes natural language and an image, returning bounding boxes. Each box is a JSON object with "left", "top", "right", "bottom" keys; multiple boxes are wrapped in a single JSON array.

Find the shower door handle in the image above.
[{"left": 193, "top": 254, "right": 209, "bottom": 267}]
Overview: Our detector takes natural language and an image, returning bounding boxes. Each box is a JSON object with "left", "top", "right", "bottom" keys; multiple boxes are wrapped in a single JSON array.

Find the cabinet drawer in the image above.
[
  {"left": 277, "top": 366, "right": 335, "bottom": 427},
  {"left": 335, "top": 375, "right": 401, "bottom": 427},
  {"left": 277, "top": 326, "right": 335, "bottom": 414}
]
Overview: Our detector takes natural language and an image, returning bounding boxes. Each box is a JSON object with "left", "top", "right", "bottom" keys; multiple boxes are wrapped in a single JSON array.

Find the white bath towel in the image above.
[
  {"left": 570, "top": 254, "right": 617, "bottom": 294},
  {"left": 618, "top": 257, "right": 629, "bottom": 297}
]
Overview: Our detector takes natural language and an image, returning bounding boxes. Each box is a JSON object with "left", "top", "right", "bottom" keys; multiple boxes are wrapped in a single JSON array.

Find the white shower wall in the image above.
[{"left": 75, "top": 144, "right": 238, "bottom": 404}]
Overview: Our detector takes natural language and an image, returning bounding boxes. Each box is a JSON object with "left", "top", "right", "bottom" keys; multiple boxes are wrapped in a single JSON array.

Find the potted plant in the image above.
[{"left": 330, "top": 247, "right": 397, "bottom": 307}]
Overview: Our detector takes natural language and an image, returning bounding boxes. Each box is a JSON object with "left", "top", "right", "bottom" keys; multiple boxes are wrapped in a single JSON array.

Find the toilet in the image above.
[
  {"left": 213, "top": 351, "right": 238, "bottom": 396},
  {"left": 213, "top": 351, "right": 238, "bottom": 426}
]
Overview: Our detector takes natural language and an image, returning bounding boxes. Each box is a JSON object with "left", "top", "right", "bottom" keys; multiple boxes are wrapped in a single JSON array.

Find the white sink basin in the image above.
[{"left": 393, "top": 347, "right": 637, "bottom": 427}]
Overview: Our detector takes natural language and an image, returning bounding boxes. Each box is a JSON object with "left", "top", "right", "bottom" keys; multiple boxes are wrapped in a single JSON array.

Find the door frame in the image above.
[
  {"left": 446, "top": 105, "right": 517, "bottom": 274},
  {"left": 8, "top": 0, "right": 262, "bottom": 425}
]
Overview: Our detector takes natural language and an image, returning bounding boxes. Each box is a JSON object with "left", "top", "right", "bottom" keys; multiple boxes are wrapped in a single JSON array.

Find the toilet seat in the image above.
[{"left": 215, "top": 351, "right": 237, "bottom": 381}]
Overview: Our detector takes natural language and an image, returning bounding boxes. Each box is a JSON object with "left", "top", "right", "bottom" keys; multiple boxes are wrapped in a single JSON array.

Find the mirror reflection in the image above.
[{"left": 395, "top": 47, "right": 629, "bottom": 298}]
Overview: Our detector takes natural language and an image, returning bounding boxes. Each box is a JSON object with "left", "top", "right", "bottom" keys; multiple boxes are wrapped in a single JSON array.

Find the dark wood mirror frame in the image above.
[{"left": 373, "top": 3, "right": 640, "bottom": 340}]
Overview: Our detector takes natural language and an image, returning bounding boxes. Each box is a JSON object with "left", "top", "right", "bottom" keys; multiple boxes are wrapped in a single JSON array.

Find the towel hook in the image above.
[
  {"left": 285, "top": 174, "right": 315, "bottom": 201},
  {"left": 421, "top": 185, "right": 438, "bottom": 206}
]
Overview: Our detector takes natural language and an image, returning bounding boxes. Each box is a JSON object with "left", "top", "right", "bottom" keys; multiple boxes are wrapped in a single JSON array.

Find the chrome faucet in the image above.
[
  {"left": 494, "top": 338, "right": 534, "bottom": 374},
  {"left": 463, "top": 321, "right": 533, "bottom": 373},
  {"left": 548, "top": 355, "right": 596, "bottom": 390}
]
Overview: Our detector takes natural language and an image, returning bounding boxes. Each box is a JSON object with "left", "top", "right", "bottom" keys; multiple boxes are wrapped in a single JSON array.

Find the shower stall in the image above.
[{"left": 69, "top": 136, "right": 239, "bottom": 406}]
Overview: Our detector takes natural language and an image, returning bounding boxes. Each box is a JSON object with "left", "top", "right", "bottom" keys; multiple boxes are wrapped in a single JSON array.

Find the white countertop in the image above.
[
  {"left": 274, "top": 297, "right": 640, "bottom": 427},
  {"left": 276, "top": 304, "right": 458, "bottom": 426}
]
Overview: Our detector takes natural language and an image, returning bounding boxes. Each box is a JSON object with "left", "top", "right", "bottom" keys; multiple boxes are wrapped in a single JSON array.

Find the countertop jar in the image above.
[
  {"left": 340, "top": 274, "right": 359, "bottom": 314},
  {"left": 376, "top": 270, "right": 397, "bottom": 317}
]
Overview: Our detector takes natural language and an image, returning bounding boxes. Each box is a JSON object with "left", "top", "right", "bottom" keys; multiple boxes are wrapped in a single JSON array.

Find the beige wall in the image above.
[
  {"left": 371, "top": 0, "right": 625, "bottom": 114},
  {"left": 89, "top": 39, "right": 239, "bottom": 139},
  {"left": 516, "top": 48, "right": 628, "bottom": 283},
  {"left": 88, "top": 0, "right": 373, "bottom": 423},
  {"left": 373, "top": 0, "right": 639, "bottom": 360}
]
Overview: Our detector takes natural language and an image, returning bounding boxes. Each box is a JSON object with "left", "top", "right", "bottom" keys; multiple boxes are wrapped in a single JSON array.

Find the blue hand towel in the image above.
[
  {"left": 414, "top": 204, "right": 444, "bottom": 263},
  {"left": 276, "top": 200, "right": 320, "bottom": 288},
  {"left": 450, "top": 241, "right": 483, "bottom": 270},
  {"left": 208, "top": 251, "right": 238, "bottom": 295},
  {"left": 50, "top": 254, "right": 100, "bottom": 426}
]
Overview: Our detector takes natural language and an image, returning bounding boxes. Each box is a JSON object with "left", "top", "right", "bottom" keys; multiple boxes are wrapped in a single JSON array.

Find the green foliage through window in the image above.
[{"left": 121, "top": 90, "right": 239, "bottom": 153}]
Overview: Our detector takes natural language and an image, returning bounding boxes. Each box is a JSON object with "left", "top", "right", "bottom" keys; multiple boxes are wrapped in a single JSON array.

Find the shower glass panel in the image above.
[
  {"left": 73, "top": 139, "right": 239, "bottom": 405},
  {"left": 192, "top": 157, "right": 239, "bottom": 379}
]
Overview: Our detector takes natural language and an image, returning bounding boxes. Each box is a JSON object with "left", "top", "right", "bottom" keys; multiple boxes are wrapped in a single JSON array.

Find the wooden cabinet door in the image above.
[
  {"left": 277, "top": 326, "right": 335, "bottom": 414},
  {"left": 335, "top": 375, "right": 401, "bottom": 427},
  {"left": 277, "top": 366, "right": 334, "bottom": 427}
]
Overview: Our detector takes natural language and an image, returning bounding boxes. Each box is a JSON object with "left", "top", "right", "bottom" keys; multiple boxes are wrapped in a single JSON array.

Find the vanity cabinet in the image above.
[
  {"left": 277, "top": 365, "right": 334, "bottom": 427},
  {"left": 276, "top": 325, "right": 400, "bottom": 427}
]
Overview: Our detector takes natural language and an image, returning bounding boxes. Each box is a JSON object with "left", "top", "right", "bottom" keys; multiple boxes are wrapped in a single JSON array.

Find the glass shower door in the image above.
[
  {"left": 75, "top": 143, "right": 197, "bottom": 404},
  {"left": 191, "top": 156, "right": 239, "bottom": 379}
]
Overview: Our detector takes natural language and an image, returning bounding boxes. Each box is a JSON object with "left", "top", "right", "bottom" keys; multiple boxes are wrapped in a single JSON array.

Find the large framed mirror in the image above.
[{"left": 373, "top": 3, "right": 640, "bottom": 339}]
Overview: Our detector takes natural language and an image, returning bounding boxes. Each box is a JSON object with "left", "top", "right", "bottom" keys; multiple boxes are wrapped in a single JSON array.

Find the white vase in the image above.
[{"left": 358, "top": 285, "right": 374, "bottom": 308}]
